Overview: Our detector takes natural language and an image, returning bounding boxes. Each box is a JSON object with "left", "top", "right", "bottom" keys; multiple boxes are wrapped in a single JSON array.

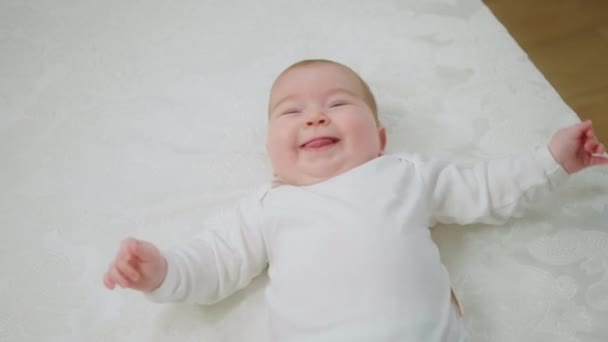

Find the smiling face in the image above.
[{"left": 267, "top": 61, "right": 386, "bottom": 186}]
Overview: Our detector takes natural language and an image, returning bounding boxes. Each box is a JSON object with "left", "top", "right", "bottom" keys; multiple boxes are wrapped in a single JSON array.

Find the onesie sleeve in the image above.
[
  {"left": 145, "top": 187, "right": 269, "bottom": 305},
  {"left": 411, "top": 145, "right": 569, "bottom": 226}
]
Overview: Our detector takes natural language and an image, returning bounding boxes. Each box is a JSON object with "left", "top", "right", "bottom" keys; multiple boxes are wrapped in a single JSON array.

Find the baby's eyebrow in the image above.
[
  {"left": 270, "top": 95, "right": 298, "bottom": 113},
  {"left": 323, "top": 88, "right": 359, "bottom": 99}
]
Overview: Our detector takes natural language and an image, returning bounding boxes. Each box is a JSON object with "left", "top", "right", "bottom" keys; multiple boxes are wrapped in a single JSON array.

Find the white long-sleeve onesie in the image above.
[{"left": 147, "top": 146, "right": 569, "bottom": 342}]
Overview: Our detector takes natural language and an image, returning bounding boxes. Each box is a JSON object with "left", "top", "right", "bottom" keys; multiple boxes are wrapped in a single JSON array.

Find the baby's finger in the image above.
[
  {"left": 590, "top": 154, "right": 608, "bottom": 166},
  {"left": 130, "top": 239, "right": 157, "bottom": 262},
  {"left": 575, "top": 120, "right": 593, "bottom": 134},
  {"left": 118, "top": 238, "right": 135, "bottom": 261},
  {"left": 103, "top": 272, "right": 115, "bottom": 289},
  {"left": 109, "top": 264, "right": 131, "bottom": 288},
  {"left": 596, "top": 143, "right": 605, "bottom": 154},
  {"left": 126, "top": 238, "right": 139, "bottom": 259},
  {"left": 117, "top": 259, "right": 140, "bottom": 283},
  {"left": 584, "top": 140, "right": 597, "bottom": 152}
]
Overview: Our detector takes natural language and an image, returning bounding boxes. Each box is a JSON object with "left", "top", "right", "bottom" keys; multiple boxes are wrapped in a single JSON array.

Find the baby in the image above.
[{"left": 103, "top": 59, "right": 608, "bottom": 341}]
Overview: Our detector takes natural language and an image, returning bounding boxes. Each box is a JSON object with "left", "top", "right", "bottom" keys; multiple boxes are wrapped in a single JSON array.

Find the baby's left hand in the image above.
[{"left": 549, "top": 120, "right": 608, "bottom": 174}]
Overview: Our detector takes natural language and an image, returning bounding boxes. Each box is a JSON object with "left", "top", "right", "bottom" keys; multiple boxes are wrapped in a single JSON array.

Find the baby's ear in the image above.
[{"left": 378, "top": 126, "right": 387, "bottom": 155}]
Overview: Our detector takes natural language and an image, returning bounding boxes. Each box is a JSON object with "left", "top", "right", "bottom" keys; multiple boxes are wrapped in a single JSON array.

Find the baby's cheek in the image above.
[
  {"left": 348, "top": 119, "right": 379, "bottom": 148},
  {"left": 268, "top": 127, "right": 296, "bottom": 160}
]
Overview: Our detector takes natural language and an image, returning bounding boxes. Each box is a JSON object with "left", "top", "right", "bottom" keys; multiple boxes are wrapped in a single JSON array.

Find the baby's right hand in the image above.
[{"left": 103, "top": 237, "right": 167, "bottom": 293}]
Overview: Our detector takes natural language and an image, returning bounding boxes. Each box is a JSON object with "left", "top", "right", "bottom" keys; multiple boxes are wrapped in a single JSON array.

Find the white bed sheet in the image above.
[{"left": 1, "top": 0, "right": 607, "bottom": 341}]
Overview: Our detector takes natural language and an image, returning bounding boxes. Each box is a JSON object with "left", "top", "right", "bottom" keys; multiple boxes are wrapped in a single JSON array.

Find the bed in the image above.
[{"left": 1, "top": 0, "right": 607, "bottom": 341}]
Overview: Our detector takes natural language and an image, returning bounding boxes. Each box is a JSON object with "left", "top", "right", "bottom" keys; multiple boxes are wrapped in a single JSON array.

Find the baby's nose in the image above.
[
  {"left": 305, "top": 112, "right": 329, "bottom": 126},
  {"left": 306, "top": 117, "right": 327, "bottom": 126}
]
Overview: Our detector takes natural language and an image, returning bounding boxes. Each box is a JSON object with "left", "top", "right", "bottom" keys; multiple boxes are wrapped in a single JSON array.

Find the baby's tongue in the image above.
[{"left": 305, "top": 138, "right": 335, "bottom": 148}]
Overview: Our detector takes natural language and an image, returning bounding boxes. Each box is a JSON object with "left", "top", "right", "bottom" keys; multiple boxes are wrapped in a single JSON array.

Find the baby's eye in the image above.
[
  {"left": 282, "top": 109, "right": 300, "bottom": 115},
  {"left": 329, "top": 102, "right": 347, "bottom": 108}
]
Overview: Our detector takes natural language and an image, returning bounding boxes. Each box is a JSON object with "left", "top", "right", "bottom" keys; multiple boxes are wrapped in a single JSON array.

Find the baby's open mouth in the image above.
[{"left": 300, "top": 137, "right": 340, "bottom": 149}]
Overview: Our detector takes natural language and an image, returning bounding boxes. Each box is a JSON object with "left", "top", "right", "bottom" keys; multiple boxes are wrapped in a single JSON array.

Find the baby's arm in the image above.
[
  {"left": 416, "top": 121, "right": 606, "bottom": 226},
  {"left": 413, "top": 145, "right": 568, "bottom": 226},
  {"left": 103, "top": 189, "right": 268, "bottom": 305}
]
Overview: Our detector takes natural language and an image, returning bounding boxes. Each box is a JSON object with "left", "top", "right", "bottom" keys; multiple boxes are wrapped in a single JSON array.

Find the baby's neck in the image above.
[{"left": 272, "top": 155, "right": 383, "bottom": 187}]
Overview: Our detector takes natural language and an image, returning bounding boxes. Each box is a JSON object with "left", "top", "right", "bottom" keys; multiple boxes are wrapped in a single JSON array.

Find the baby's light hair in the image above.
[{"left": 269, "top": 59, "right": 380, "bottom": 125}]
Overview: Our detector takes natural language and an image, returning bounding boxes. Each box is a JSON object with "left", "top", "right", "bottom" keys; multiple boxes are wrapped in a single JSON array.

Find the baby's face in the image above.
[{"left": 267, "top": 63, "right": 386, "bottom": 186}]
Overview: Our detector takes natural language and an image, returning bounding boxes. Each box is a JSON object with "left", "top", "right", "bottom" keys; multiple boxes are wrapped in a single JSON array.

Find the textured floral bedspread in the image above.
[{"left": 1, "top": 0, "right": 607, "bottom": 341}]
